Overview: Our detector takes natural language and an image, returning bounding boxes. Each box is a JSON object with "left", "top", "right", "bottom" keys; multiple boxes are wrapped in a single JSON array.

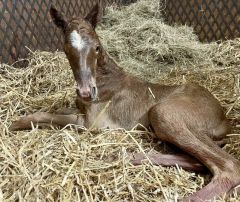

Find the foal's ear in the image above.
[
  {"left": 50, "top": 5, "right": 68, "bottom": 32},
  {"left": 85, "top": 1, "right": 103, "bottom": 29}
]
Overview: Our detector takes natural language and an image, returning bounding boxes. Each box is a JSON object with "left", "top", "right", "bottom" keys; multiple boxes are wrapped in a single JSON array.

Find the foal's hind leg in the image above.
[
  {"left": 149, "top": 104, "right": 240, "bottom": 201},
  {"left": 129, "top": 139, "right": 228, "bottom": 173},
  {"left": 130, "top": 151, "right": 205, "bottom": 172},
  {"left": 10, "top": 112, "right": 84, "bottom": 131}
]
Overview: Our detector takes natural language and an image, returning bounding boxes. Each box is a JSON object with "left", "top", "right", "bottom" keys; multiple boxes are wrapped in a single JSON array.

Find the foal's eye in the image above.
[{"left": 96, "top": 46, "right": 100, "bottom": 53}]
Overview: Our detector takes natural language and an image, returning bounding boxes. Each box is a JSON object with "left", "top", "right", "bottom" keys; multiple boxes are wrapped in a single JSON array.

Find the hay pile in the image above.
[
  {"left": 98, "top": 0, "right": 240, "bottom": 82},
  {"left": 0, "top": 0, "right": 240, "bottom": 201}
]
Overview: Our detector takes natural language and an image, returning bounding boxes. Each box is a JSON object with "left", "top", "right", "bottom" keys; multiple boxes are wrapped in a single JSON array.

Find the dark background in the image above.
[{"left": 0, "top": 0, "right": 239, "bottom": 65}]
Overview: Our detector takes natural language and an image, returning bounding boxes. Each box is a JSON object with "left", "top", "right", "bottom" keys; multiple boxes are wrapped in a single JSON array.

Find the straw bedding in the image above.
[{"left": 0, "top": 0, "right": 239, "bottom": 201}]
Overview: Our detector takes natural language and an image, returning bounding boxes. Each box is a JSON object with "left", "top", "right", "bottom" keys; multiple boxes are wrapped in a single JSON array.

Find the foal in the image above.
[{"left": 10, "top": 3, "right": 240, "bottom": 201}]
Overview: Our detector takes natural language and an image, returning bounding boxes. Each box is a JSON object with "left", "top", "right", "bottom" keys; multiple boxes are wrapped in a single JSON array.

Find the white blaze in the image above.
[{"left": 70, "top": 30, "right": 85, "bottom": 50}]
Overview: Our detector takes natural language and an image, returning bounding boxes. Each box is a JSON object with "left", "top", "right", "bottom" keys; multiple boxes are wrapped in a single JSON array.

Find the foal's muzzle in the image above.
[{"left": 76, "top": 85, "right": 98, "bottom": 101}]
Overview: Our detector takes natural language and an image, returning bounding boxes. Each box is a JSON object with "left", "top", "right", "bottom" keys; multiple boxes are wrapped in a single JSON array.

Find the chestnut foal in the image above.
[{"left": 10, "top": 3, "right": 240, "bottom": 201}]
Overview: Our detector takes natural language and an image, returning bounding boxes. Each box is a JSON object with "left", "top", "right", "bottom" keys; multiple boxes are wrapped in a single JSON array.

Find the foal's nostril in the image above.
[{"left": 92, "top": 86, "right": 97, "bottom": 97}]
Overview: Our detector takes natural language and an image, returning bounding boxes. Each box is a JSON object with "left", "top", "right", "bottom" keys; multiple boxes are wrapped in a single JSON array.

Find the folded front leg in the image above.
[{"left": 10, "top": 112, "right": 85, "bottom": 131}]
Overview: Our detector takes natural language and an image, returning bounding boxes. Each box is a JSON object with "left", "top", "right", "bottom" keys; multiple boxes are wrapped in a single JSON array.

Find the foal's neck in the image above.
[
  {"left": 97, "top": 51, "right": 127, "bottom": 83},
  {"left": 95, "top": 49, "right": 177, "bottom": 102},
  {"left": 95, "top": 50, "right": 129, "bottom": 101},
  {"left": 99, "top": 51, "right": 126, "bottom": 76}
]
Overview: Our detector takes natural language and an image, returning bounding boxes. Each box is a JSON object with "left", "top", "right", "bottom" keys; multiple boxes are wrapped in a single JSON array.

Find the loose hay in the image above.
[{"left": 0, "top": 0, "right": 240, "bottom": 201}]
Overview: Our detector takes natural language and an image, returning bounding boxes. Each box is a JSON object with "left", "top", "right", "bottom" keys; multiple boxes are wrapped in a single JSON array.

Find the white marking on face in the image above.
[
  {"left": 79, "top": 47, "right": 89, "bottom": 71},
  {"left": 70, "top": 30, "right": 86, "bottom": 51}
]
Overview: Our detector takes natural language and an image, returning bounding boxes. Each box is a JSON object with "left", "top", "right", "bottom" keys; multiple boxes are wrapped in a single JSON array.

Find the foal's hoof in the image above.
[
  {"left": 128, "top": 152, "right": 147, "bottom": 165},
  {"left": 9, "top": 115, "right": 35, "bottom": 131},
  {"left": 9, "top": 120, "right": 27, "bottom": 131},
  {"left": 227, "top": 184, "right": 240, "bottom": 198},
  {"left": 181, "top": 174, "right": 240, "bottom": 202}
]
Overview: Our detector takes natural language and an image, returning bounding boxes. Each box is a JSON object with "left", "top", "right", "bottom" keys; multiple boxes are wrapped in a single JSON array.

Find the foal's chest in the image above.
[{"left": 84, "top": 104, "right": 121, "bottom": 129}]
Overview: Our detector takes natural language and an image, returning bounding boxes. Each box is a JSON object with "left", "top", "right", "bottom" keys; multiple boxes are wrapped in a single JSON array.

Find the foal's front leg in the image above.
[{"left": 10, "top": 112, "right": 84, "bottom": 131}]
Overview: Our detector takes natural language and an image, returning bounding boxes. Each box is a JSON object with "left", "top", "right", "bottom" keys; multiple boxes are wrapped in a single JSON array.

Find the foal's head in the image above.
[{"left": 50, "top": 3, "right": 104, "bottom": 101}]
